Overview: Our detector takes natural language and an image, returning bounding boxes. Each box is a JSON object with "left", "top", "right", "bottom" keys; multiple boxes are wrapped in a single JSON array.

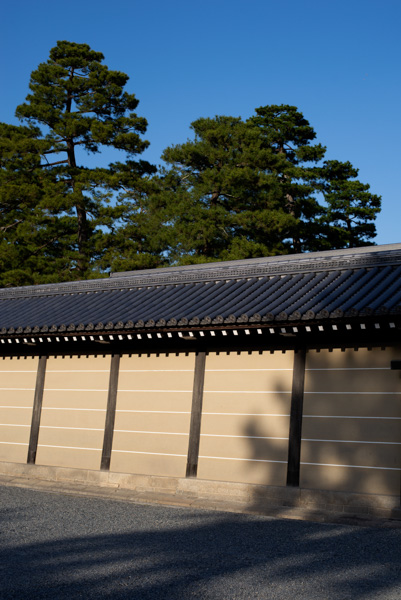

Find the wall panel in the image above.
[
  {"left": 36, "top": 355, "right": 110, "bottom": 470},
  {"left": 301, "top": 347, "right": 401, "bottom": 495},
  {"left": 0, "top": 356, "right": 38, "bottom": 463},
  {"left": 198, "top": 351, "right": 293, "bottom": 486},
  {"left": 110, "top": 353, "right": 194, "bottom": 477}
]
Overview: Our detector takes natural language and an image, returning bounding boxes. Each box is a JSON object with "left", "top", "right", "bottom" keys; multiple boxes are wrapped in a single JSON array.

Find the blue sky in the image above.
[{"left": 1, "top": 0, "right": 400, "bottom": 245}]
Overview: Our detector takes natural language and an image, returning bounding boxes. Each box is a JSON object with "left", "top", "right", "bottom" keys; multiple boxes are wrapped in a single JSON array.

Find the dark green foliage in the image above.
[
  {"left": 0, "top": 122, "right": 72, "bottom": 286},
  {"left": 0, "top": 41, "right": 162, "bottom": 286},
  {"left": 160, "top": 105, "right": 381, "bottom": 263},
  {"left": 0, "top": 47, "right": 382, "bottom": 287}
]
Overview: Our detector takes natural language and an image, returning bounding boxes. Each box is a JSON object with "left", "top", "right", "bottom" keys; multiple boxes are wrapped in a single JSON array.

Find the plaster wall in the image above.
[
  {"left": 0, "top": 356, "right": 38, "bottom": 463},
  {"left": 198, "top": 350, "right": 293, "bottom": 486},
  {"left": 301, "top": 347, "right": 401, "bottom": 495},
  {"left": 110, "top": 353, "right": 194, "bottom": 477},
  {"left": 35, "top": 355, "right": 110, "bottom": 470}
]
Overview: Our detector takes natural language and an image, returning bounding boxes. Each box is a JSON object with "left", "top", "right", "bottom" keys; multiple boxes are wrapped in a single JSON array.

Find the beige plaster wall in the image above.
[
  {"left": 36, "top": 355, "right": 110, "bottom": 470},
  {"left": 301, "top": 347, "right": 401, "bottom": 495},
  {"left": 0, "top": 356, "right": 38, "bottom": 463},
  {"left": 198, "top": 350, "right": 293, "bottom": 486},
  {"left": 110, "top": 353, "right": 194, "bottom": 477}
]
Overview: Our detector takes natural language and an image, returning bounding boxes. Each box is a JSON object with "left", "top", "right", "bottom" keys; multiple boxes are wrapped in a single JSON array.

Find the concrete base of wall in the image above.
[{"left": 0, "top": 461, "right": 400, "bottom": 522}]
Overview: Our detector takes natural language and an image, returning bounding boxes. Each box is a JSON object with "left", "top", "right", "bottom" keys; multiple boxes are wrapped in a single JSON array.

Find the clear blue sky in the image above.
[{"left": 1, "top": 0, "right": 400, "bottom": 245}]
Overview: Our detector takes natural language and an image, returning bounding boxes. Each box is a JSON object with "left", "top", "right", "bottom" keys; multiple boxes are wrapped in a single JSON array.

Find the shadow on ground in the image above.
[{"left": 0, "top": 486, "right": 400, "bottom": 599}]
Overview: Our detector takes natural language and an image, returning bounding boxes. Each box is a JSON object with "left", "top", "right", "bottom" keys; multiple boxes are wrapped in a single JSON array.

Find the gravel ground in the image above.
[{"left": 0, "top": 485, "right": 400, "bottom": 599}]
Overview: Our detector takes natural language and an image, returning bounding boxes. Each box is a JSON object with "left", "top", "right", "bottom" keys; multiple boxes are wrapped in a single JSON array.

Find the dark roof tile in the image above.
[{"left": 1, "top": 245, "right": 401, "bottom": 333}]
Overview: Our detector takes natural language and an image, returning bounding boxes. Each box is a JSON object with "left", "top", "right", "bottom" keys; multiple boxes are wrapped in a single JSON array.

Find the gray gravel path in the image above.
[{"left": 0, "top": 485, "right": 400, "bottom": 599}]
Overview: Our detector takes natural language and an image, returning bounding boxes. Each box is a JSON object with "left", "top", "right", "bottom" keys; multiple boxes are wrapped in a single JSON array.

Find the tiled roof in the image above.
[{"left": 1, "top": 244, "right": 401, "bottom": 336}]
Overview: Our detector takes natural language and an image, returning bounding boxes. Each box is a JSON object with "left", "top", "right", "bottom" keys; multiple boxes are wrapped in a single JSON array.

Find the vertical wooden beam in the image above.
[
  {"left": 286, "top": 347, "right": 306, "bottom": 487},
  {"left": 27, "top": 355, "right": 47, "bottom": 465},
  {"left": 186, "top": 351, "right": 206, "bottom": 478},
  {"left": 101, "top": 354, "right": 120, "bottom": 471}
]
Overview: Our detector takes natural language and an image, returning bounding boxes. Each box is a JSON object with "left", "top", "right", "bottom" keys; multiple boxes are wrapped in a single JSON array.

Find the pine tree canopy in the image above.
[
  {"left": 0, "top": 41, "right": 382, "bottom": 286},
  {"left": 0, "top": 40, "right": 161, "bottom": 286},
  {"left": 159, "top": 105, "right": 381, "bottom": 263}
]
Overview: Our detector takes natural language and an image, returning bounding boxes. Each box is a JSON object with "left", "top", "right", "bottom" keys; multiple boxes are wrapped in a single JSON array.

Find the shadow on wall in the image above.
[
  {"left": 1, "top": 486, "right": 400, "bottom": 600},
  {"left": 242, "top": 376, "right": 289, "bottom": 489},
  {"left": 244, "top": 346, "right": 401, "bottom": 510}
]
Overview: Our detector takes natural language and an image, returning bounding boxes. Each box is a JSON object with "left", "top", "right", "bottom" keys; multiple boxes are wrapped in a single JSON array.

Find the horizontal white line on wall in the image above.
[
  {"left": 115, "top": 429, "right": 188, "bottom": 435},
  {"left": 0, "top": 424, "right": 29, "bottom": 427},
  {"left": 40, "top": 425, "right": 104, "bottom": 431},
  {"left": 204, "top": 390, "right": 291, "bottom": 394},
  {"left": 200, "top": 433, "right": 288, "bottom": 440},
  {"left": 38, "top": 444, "right": 100, "bottom": 451},
  {"left": 46, "top": 370, "right": 110, "bottom": 373},
  {"left": 114, "top": 410, "right": 289, "bottom": 417},
  {"left": 0, "top": 388, "right": 35, "bottom": 391},
  {"left": 44, "top": 388, "right": 108, "bottom": 392},
  {"left": 0, "top": 441, "right": 28, "bottom": 446},
  {"left": 116, "top": 410, "right": 190, "bottom": 414},
  {"left": 199, "top": 455, "right": 287, "bottom": 464},
  {"left": 205, "top": 369, "right": 293, "bottom": 372},
  {"left": 301, "top": 461, "right": 401, "bottom": 471},
  {"left": 306, "top": 368, "right": 390, "bottom": 371},
  {"left": 0, "top": 371, "right": 37, "bottom": 373},
  {"left": 304, "top": 391, "right": 401, "bottom": 395},
  {"left": 304, "top": 415, "right": 401, "bottom": 420},
  {"left": 112, "top": 450, "right": 186, "bottom": 457},
  {"left": 0, "top": 406, "right": 32, "bottom": 410},
  {"left": 120, "top": 370, "right": 194, "bottom": 373},
  {"left": 118, "top": 390, "right": 291, "bottom": 394},
  {"left": 203, "top": 412, "right": 290, "bottom": 417},
  {"left": 118, "top": 389, "right": 191, "bottom": 393},
  {"left": 42, "top": 407, "right": 106, "bottom": 411},
  {"left": 302, "top": 438, "right": 401, "bottom": 445}
]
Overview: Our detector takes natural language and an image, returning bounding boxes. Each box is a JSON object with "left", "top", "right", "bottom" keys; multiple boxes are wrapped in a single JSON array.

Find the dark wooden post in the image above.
[
  {"left": 186, "top": 351, "right": 206, "bottom": 478},
  {"left": 27, "top": 355, "right": 47, "bottom": 464},
  {"left": 286, "top": 347, "right": 306, "bottom": 487},
  {"left": 101, "top": 354, "right": 120, "bottom": 471}
]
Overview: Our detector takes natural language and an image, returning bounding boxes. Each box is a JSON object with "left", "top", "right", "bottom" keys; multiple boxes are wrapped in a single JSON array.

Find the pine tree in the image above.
[
  {"left": 160, "top": 116, "right": 293, "bottom": 263},
  {"left": 160, "top": 105, "right": 381, "bottom": 263},
  {"left": 3, "top": 40, "right": 158, "bottom": 283},
  {"left": 0, "top": 123, "right": 72, "bottom": 286}
]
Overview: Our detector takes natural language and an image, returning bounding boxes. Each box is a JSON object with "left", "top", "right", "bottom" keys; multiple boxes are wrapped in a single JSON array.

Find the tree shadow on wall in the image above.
[
  {"left": 244, "top": 346, "right": 401, "bottom": 517},
  {"left": 0, "top": 486, "right": 400, "bottom": 600}
]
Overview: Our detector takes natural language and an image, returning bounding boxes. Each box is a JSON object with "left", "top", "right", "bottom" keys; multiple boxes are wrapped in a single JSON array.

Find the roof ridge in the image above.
[{"left": 1, "top": 244, "right": 401, "bottom": 300}]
